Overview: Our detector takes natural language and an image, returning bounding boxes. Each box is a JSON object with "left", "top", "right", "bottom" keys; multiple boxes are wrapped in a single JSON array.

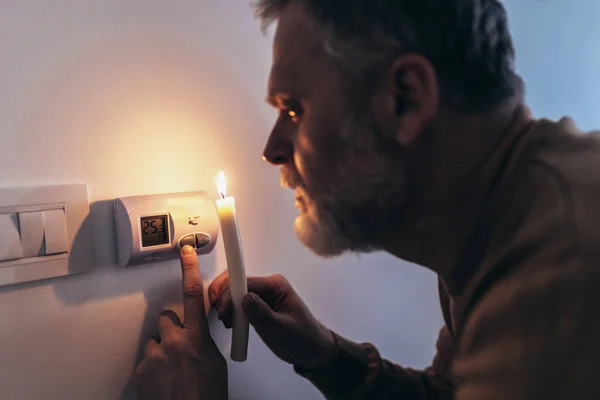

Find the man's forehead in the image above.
[
  {"left": 267, "top": 1, "right": 330, "bottom": 101},
  {"left": 267, "top": 63, "right": 302, "bottom": 103},
  {"left": 274, "top": 1, "right": 319, "bottom": 49}
]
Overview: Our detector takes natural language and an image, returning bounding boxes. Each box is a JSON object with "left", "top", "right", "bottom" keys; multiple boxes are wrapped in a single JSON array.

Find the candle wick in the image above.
[{"left": 219, "top": 192, "right": 225, "bottom": 199}]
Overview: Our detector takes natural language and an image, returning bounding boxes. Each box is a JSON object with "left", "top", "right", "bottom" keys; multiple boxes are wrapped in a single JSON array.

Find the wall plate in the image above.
[{"left": 0, "top": 184, "right": 92, "bottom": 287}]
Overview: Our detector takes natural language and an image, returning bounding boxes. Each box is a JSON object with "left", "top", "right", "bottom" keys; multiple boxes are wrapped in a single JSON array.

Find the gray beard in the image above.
[
  {"left": 292, "top": 186, "right": 354, "bottom": 257},
  {"left": 281, "top": 165, "right": 383, "bottom": 258},
  {"left": 279, "top": 115, "right": 408, "bottom": 258}
]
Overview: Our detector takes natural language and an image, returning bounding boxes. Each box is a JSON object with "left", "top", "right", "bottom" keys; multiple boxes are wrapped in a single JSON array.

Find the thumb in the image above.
[{"left": 242, "top": 293, "right": 278, "bottom": 329}]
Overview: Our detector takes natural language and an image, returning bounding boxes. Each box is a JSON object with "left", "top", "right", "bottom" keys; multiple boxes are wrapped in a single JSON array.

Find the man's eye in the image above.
[
  {"left": 288, "top": 109, "right": 299, "bottom": 122},
  {"left": 280, "top": 108, "right": 300, "bottom": 124}
]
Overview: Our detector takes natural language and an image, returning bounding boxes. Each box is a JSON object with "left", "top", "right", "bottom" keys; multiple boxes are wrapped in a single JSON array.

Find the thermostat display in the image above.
[
  {"left": 140, "top": 214, "right": 169, "bottom": 247},
  {"left": 114, "top": 191, "right": 219, "bottom": 268}
]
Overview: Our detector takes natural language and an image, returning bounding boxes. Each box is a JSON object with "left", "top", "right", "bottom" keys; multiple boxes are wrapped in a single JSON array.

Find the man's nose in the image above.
[{"left": 263, "top": 129, "right": 293, "bottom": 166}]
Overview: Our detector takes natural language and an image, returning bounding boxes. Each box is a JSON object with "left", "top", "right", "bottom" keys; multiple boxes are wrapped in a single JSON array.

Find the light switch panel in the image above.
[
  {"left": 19, "top": 211, "right": 45, "bottom": 258},
  {"left": 0, "top": 184, "right": 92, "bottom": 287},
  {"left": 0, "top": 214, "right": 23, "bottom": 262},
  {"left": 42, "top": 209, "right": 69, "bottom": 255}
]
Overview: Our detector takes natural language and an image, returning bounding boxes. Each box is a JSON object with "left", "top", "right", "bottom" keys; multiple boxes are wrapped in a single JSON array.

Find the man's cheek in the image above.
[
  {"left": 295, "top": 134, "right": 339, "bottom": 194},
  {"left": 293, "top": 152, "right": 309, "bottom": 184}
]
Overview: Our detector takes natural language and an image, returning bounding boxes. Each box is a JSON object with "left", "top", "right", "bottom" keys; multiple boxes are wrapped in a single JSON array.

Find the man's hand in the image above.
[
  {"left": 133, "top": 246, "right": 228, "bottom": 400},
  {"left": 209, "top": 272, "right": 336, "bottom": 370}
]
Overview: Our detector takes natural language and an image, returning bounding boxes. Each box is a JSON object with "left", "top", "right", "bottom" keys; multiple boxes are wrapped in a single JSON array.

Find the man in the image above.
[{"left": 134, "top": 0, "right": 600, "bottom": 399}]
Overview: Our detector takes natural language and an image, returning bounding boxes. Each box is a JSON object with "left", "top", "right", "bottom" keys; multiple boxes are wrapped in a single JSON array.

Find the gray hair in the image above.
[{"left": 254, "top": 0, "right": 523, "bottom": 113}]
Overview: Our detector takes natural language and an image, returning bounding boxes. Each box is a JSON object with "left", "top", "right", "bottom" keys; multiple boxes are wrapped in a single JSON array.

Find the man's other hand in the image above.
[
  {"left": 209, "top": 272, "right": 336, "bottom": 370},
  {"left": 133, "top": 245, "right": 228, "bottom": 400}
]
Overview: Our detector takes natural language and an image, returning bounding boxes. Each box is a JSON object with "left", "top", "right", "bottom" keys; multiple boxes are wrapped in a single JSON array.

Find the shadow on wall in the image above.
[
  {"left": 0, "top": 199, "right": 218, "bottom": 396},
  {"left": 74, "top": 200, "right": 219, "bottom": 397}
]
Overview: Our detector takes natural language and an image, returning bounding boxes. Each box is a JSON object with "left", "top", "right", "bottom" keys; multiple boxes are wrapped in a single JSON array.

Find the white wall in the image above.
[
  {"left": 0, "top": 2, "right": 441, "bottom": 399},
  {"left": 1, "top": 1, "right": 598, "bottom": 399}
]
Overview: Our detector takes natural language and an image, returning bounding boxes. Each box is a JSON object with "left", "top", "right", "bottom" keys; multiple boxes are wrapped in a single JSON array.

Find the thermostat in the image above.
[{"left": 114, "top": 191, "right": 219, "bottom": 268}]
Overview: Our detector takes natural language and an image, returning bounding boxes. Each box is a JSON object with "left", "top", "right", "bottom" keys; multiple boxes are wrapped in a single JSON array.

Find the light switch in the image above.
[
  {"left": 19, "top": 211, "right": 45, "bottom": 258},
  {"left": 0, "top": 184, "right": 90, "bottom": 288},
  {"left": 0, "top": 214, "right": 23, "bottom": 262},
  {"left": 43, "top": 209, "right": 69, "bottom": 255}
]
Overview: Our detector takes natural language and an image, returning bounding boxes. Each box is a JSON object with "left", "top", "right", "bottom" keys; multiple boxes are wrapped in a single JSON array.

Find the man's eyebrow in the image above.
[
  {"left": 265, "top": 95, "right": 278, "bottom": 107},
  {"left": 265, "top": 93, "right": 291, "bottom": 108}
]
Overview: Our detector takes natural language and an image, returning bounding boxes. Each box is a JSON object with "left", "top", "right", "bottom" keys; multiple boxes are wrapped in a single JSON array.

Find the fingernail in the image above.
[
  {"left": 244, "top": 293, "right": 258, "bottom": 311},
  {"left": 249, "top": 293, "right": 259, "bottom": 304},
  {"left": 181, "top": 245, "right": 194, "bottom": 255}
]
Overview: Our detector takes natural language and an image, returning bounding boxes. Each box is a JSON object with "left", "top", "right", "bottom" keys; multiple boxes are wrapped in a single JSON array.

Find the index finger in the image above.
[{"left": 180, "top": 245, "right": 208, "bottom": 333}]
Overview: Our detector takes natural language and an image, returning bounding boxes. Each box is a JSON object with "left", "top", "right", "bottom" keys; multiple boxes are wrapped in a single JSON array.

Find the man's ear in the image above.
[{"left": 371, "top": 54, "right": 439, "bottom": 146}]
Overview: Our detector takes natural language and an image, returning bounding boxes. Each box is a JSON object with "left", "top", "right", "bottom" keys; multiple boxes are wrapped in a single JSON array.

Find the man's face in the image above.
[{"left": 263, "top": 2, "right": 411, "bottom": 257}]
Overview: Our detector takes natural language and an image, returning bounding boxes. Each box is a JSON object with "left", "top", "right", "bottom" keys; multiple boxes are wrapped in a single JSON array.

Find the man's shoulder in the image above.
[
  {"left": 487, "top": 116, "right": 600, "bottom": 231},
  {"left": 532, "top": 117, "right": 600, "bottom": 187},
  {"left": 455, "top": 116, "right": 600, "bottom": 338},
  {"left": 478, "top": 116, "right": 600, "bottom": 283},
  {"left": 527, "top": 117, "right": 600, "bottom": 256},
  {"left": 455, "top": 119, "right": 600, "bottom": 394}
]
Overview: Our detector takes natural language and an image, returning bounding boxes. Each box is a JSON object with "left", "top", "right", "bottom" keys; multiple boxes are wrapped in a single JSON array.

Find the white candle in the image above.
[{"left": 215, "top": 171, "right": 249, "bottom": 362}]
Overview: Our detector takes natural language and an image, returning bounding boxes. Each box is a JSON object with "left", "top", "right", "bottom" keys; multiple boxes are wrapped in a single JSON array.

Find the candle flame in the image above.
[{"left": 217, "top": 170, "right": 227, "bottom": 198}]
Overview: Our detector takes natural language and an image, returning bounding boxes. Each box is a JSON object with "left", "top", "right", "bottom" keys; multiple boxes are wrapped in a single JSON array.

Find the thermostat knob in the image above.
[
  {"left": 195, "top": 233, "right": 211, "bottom": 248},
  {"left": 179, "top": 234, "right": 196, "bottom": 248}
]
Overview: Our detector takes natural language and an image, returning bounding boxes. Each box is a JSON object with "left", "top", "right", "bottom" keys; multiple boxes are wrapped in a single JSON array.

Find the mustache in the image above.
[{"left": 280, "top": 164, "right": 303, "bottom": 189}]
